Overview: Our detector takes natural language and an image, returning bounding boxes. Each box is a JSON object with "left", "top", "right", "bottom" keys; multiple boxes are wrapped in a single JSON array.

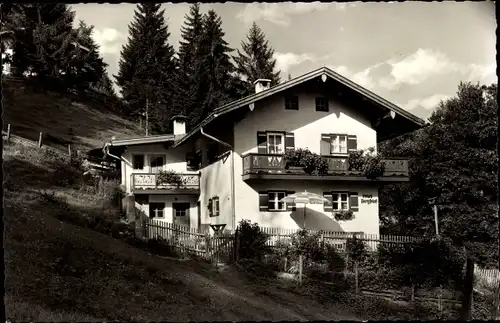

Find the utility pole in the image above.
[{"left": 145, "top": 96, "right": 149, "bottom": 137}]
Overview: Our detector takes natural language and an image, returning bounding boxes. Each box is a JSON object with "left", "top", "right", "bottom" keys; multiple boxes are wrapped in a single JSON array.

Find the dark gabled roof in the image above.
[{"left": 173, "top": 66, "right": 426, "bottom": 147}]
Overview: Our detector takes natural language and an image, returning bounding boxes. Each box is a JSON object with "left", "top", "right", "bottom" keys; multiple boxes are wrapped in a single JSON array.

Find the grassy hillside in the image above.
[{"left": 2, "top": 77, "right": 143, "bottom": 152}]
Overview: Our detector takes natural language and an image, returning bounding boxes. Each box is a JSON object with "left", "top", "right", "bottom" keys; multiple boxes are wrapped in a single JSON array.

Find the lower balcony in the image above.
[
  {"left": 242, "top": 153, "right": 409, "bottom": 182},
  {"left": 132, "top": 173, "right": 200, "bottom": 194}
]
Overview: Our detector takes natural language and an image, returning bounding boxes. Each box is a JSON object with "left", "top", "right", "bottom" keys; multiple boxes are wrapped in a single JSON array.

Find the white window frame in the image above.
[
  {"left": 173, "top": 202, "right": 190, "bottom": 217},
  {"left": 150, "top": 203, "right": 165, "bottom": 218},
  {"left": 211, "top": 197, "right": 220, "bottom": 216},
  {"left": 149, "top": 154, "right": 166, "bottom": 173},
  {"left": 267, "top": 132, "right": 285, "bottom": 154},
  {"left": 332, "top": 192, "right": 349, "bottom": 211},
  {"left": 331, "top": 135, "right": 348, "bottom": 154},
  {"left": 268, "top": 191, "right": 287, "bottom": 211}
]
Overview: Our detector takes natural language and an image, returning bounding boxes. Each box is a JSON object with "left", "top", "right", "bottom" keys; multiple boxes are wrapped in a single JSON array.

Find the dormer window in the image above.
[
  {"left": 285, "top": 96, "right": 299, "bottom": 110},
  {"left": 315, "top": 97, "right": 329, "bottom": 112}
]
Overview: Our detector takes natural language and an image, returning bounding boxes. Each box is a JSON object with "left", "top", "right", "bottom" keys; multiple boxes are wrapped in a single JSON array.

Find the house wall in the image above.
[
  {"left": 135, "top": 194, "right": 198, "bottom": 228},
  {"left": 230, "top": 88, "right": 380, "bottom": 233},
  {"left": 233, "top": 89, "right": 377, "bottom": 156},
  {"left": 199, "top": 152, "right": 234, "bottom": 230},
  {"left": 121, "top": 143, "right": 198, "bottom": 194},
  {"left": 234, "top": 180, "right": 379, "bottom": 235}
]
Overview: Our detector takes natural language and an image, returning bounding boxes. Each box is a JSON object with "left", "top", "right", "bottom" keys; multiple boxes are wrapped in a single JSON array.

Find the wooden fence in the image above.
[
  {"left": 475, "top": 266, "right": 500, "bottom": 286},
  {"left": 260, "top": 226, "right": 423, "bottom": 252},
  {"left": 143, "top": 219, "right": 235, "bottom": 264}
]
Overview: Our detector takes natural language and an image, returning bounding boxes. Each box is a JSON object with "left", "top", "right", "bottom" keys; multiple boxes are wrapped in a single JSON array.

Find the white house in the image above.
[{"left": 104, "top": 67, "right": 425, "bottom": 235}]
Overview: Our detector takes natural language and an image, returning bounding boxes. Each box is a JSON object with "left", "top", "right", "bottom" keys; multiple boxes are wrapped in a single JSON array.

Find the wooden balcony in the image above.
[
  {"left": 241, "top": 153, "right": 409, "bottom": 182},
  {"left": 131, "top": 173, "right": 200, "bottom": 194}
]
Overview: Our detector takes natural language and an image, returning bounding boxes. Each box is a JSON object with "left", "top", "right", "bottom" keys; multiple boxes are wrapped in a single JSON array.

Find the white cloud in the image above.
[
  {"left": 273, "top": 52, "right": 315, "bottom": 72},
  {"left": 401, "top": 94, "right": 451, "bottom": 111},
  {"left": 236, "top": 2, "right": 333, "bottom": 26},
  {"left": 92, "top": 28, "right": 124, "bottom": 55},
  {"left": 379, "top": 48, "right": 496, "bottom": 90},
  {"left": 328, "top": 64, "right": 382, "bottom": 90}
]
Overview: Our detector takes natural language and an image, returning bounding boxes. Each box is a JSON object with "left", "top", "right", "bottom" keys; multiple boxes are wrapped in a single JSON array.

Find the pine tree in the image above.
[
  {"left": 72, "top": 20, "right": 108, "bottom": 92},
  {"left": 190, "top": 10, "right": 235, "bottom": 126},
  {"left": 233, "top": 22, "right": 281, "bottom": 96},
  {"left": 115, "top": 3, "right": 179, "bottom": 133},
  {"left": 177, "top": 3, "right": 204, "bottom": 127},
  {"left": 11, "top": 4, "right": 78, "bottom": 88}
]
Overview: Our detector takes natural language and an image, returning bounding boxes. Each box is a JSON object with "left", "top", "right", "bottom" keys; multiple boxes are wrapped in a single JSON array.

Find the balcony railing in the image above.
[
  {"left": 132, "top": 173, "right": 200, "bottom": 191},
  {"left": 242, "top": 153, "right": 409, "bottom": 178}
]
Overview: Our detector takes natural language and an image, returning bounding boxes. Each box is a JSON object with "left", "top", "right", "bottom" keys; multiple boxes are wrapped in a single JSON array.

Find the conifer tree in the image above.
[
  {"left": 233, "top": 22, "right": 281, "bottom": 96},
  {"left": 190, "top": 9, "right": 235, "bottom": 126},
  {"left": 115, "top": 3, "right": 179, "bottom": 133},
  {"left": 11, "top": 4, "right": 78, "bottom": 88}
]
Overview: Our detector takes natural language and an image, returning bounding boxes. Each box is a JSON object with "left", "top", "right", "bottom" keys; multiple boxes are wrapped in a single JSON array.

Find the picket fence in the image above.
[
  {"left": 143, "top": 219, "right": 235, "bottom": 264},
  {"left": 259, "top": 226, "right": 423, "bottom": 252},
  {"left": 475, "top": 266, "right": 500, "bottom": 286}
]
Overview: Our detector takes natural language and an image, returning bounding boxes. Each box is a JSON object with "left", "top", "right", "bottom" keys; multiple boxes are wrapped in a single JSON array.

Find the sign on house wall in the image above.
[{"left": 361, "top": 194, "right": 378, "bottom": 204}]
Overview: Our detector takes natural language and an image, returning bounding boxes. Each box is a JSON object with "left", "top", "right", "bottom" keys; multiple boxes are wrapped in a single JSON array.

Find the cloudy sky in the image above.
[{"left": 71, "top": 1, "right": 496, "bottom": 120}]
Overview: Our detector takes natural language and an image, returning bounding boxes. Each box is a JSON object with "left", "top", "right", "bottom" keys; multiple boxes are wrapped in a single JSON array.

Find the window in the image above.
[
  {"left": 209, "top": 197, "right": 220, "bottom": 217},
  {"left": 133, "top": 154, "right": 145, "bottom": 170},
  {"left": 186, "top": 152, "right": 201, "bottom": 171},
  {"left": 331, "top": 135, "right": 347, "bottom": 154},
  {"left": 267, "top": 132, "right": 284, "bottom": 154},
  {"left": 149, "top": 202, "right": 165, "bottom": 218},
  {"left": 150, "top": 155, "right": 165, "bottom": 173},
  {"left": 285, "top": 96, "right": 299, "bottom": 110},
  {"left": 315, "top": 97, "right": 329, "bottom": 112},
  {"left": 173, "top": 202, "right": 190, "bottom": 217},
  {"left": 268, "top": 191, "right": 286, "bottom": 211},
  {"left": 332, "top": 193, "right": 349, "bottom": 211}
]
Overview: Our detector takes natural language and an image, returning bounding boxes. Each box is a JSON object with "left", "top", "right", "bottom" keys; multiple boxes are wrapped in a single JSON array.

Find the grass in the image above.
[{"left": 2, "top": 76, "right": 143, "bottom": 152}]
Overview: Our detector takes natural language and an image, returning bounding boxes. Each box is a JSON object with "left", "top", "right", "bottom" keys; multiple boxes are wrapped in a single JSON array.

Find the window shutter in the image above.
[
  {"left": 208, "top": 198, "right": 213, "bottom": 217},
  {"left": 347, "top": 135, "right": 357, "bottom": 152},
  {"left": 323, "top": 192, "right": 333, "bottom": 212},
  {"left": 286, "top": 191, "right": 295, "bottom": 211},
  {"left": 259, "top": 191, "right": 269, "bottom": 211},
  {"left": 257, "top": 131, "right": 267, "bottom": 154},
  {"left": 285, "top": 132, "right": 295, "bottom": 152},
  {"left": 320, "top": 134, "right": 331, "bottom": 156},
  {"left": 215, "top": 197, "right": 220, "bottom": 216},
  {"left": 349, "top": 193, "right": 359, "bottom": 212}
]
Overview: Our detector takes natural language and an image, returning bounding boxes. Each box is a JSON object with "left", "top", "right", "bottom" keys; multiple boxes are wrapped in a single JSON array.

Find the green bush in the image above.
[
  {"left": 284, "top": 148, "right": 328, "bottom": 175},
  {"left": 345, "top": 236, "right": 369, "bottom": 268},
  {"left": 236, "top": 219, "right": 271, "bottom": 261},
  {"left": 347, "top": 147, "right": 386, "bottom": 179}
]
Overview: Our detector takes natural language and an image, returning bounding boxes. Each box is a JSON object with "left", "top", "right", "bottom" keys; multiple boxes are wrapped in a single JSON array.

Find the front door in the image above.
[{"left": 173, "top": 202, "right": 190, "bottom": 227}]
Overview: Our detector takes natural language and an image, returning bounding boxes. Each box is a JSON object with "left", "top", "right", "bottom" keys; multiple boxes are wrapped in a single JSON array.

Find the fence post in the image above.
[
  {"left": 38, "top": 132, "right": 43, "bottom": 147},
  {"left": 7, "top": 123, "right": 11, "bottom": 142},
  {"left": 355, "top": 260, "right": 359, "bottom": 294},
  {"left": 68, "top": 144, "right": 71, "bottom": 157},
  {"left": 460, "top": 257, "right": 475, "bottom": 320},
  {"left": 299, "top": 254, "right": 303, "bottom": 285},
  {"left": 411, "top": 284, "right": 415, "bottom": 305},
  {"left": 234, "top": 229, "right": 240, "bottom": 263}
]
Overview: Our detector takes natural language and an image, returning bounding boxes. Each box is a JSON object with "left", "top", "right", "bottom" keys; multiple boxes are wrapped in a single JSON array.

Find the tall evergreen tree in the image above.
[
  {"left": 233, "top": 22, "right": 281, "bottom": 96},
  {"left": 177, "top": 3, "right": 204, "bottom": 127},
  {"left": 115, "top": 3, "right": 179, "bottom": 133},
  {"left": 189, "top": 9, "right": 235, "bottom": 126},
  {"left": 73, "top": 20, "right": 108, "bottom": 92},
  {"left": 11, "top": 4, "right": 79, "bottom": 88}
]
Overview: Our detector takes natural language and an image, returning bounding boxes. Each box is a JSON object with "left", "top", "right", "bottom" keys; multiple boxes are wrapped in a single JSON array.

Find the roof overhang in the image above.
[
  {"left": 109, "top": 134, "right": 178, "bottom": 147},
  {"left": 173, "top": 66, "right": 426, "bottom": 147}
]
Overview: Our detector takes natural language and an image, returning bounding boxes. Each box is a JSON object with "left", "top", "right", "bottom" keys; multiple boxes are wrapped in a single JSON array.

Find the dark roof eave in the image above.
[{"left": 110, "top": 134, "right": 178, "bottom": 147}]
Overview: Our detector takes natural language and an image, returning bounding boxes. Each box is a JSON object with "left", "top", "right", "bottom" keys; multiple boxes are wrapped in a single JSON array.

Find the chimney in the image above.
[
  {"left": 171, "top": 115, "right": 187, "bottom": 136},
  {"left": 253, "top": 79, "right": 271, "bottom": 93}
]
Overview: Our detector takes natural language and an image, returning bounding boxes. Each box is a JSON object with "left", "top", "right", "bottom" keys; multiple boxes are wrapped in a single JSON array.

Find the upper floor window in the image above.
[
  {"left": 267, "top": 132, "right": 284, "bottom": 154},
  {"left": 209, "top": 196, "right": 220, "bottom": 217},
  {"left": 332, "top": 192, "right": 349, "bottom": 211},
  {"left": 268, "top": 191, "right": 286, "bottom": 211},
  {"left": 285, "top": 96, "right": 299, "bottom": 110},
  {"left": 315, "top": 97, "right": 329, "bottom": 112},
  {"left": 331, "top": 135, "right": 347, "bottom": 154},
  {"left": 133, "top": 154, "right": 144, "bottom": 170},
  {"left": 150, "top": 155, "right": 165, "bottom": 173}
]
